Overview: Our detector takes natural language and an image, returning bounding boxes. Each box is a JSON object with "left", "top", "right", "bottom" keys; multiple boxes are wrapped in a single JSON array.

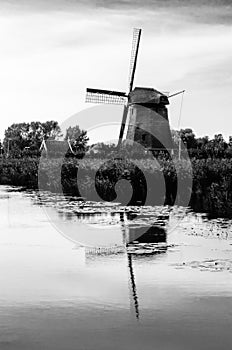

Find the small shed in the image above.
[{"left": 39, "top": 138, "right": 74, "bottom": 157}]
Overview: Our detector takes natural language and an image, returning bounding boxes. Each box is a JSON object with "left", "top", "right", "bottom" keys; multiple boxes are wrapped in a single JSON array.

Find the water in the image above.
[{"left": 0, "top": 186, "right": 231, "bottom": 350}]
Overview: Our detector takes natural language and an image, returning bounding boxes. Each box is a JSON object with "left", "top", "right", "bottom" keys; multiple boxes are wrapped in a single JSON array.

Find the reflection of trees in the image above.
[
  {"left": 126, "top": 224, "right": 166, "bottom": 244},
  {"left": 58, "top": 209, "right": 168, "bottom": 247}
]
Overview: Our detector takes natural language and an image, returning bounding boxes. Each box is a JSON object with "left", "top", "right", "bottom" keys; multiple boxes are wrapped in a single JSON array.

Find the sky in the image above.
[{"left": 0, "top": 0, "right": 232, "bottom": 143}]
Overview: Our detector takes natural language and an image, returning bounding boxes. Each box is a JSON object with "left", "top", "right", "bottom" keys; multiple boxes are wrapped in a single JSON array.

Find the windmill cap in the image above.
[{"left": 129, "top": 87, "right": 169, "bottom": 105}]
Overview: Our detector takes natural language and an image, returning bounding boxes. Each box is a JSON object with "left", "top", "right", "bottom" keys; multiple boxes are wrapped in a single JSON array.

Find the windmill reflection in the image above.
[
  {"left": 55, "top": 206, "right": 168, "bottom": 321},
  {"left": 119, "top": 212, "right": 168, "bottom": 320},
  {"left": 127, "top": 253, "right": 139, "bottom": 320}
]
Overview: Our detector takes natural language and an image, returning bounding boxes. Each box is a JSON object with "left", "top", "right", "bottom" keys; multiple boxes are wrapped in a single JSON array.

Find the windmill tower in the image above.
[{"left": 86, "top": 28, "right": 173, "bottom": 151}]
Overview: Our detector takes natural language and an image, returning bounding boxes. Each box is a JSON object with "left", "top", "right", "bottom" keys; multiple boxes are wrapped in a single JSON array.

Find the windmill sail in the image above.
[
  {"left": 118, "top": 28, "right": 141, "bottom": 146},
  {"left": 85, "top": 88, "right": 127, "bottom": 105},
  {"left": 128, "top": 28, "right": 142, "bottom": 93},
  {"left": 118, "top": 105, "right": 129, "bottom": 146}
]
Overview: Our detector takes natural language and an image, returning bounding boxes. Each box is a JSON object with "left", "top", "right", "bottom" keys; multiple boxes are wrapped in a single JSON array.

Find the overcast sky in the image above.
[{"left": 0, "top": 0, "right": 232, "bottom": 142}]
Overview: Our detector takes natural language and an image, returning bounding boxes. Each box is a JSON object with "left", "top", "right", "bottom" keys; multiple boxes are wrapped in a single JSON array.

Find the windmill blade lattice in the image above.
[{"left": 86, "top": 88, "right": 127, "bottom": 105}]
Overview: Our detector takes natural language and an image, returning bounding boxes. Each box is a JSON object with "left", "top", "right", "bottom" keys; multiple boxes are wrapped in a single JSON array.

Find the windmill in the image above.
[{"left": 85, "top": 28, "right": 175, "bottom": 150}]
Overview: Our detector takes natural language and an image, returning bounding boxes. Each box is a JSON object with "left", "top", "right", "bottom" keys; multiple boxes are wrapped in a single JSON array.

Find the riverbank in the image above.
[{"left": 0, "top": 157, "right": 231, "bottom": 218}]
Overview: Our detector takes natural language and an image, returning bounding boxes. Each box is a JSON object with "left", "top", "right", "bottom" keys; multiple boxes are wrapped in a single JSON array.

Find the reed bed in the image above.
[{"left": 0, "top": 157, "right": 232, "bottom": 218}]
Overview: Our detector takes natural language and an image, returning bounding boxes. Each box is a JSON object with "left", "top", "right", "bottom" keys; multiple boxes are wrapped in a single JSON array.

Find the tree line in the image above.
[
  {"left": 172, "top": 129, "right": 232, "bottom": 158},
  {"left": 0, "top": 121, "right": 88, "bottom": 158},
  {"left": 0, "top": 121, "right": 232, "bottom": 159}
]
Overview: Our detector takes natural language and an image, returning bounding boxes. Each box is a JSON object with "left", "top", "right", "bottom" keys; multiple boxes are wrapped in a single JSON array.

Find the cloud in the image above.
[{"left": 1, "top": 0, "right": 232, "bottom": 26}]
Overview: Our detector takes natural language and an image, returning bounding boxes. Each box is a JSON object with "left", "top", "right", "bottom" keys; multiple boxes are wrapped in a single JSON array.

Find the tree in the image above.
[
  {"left": 212, "top": 134, "right": 227, "bottom": 157},
  {"left": 27, "top": 121, "right": 44, "bottom": 150},
  {"left": 3, "top": 123, "right": 31, "bottom": 157},
  {"left": 196, "top": 136, "right": 209, "bottom": 149},
  {"left": 229, "top": 136, "right": 232, "bottom": 148},
  {"left": 0, "top": 139, "right": 3, "bottom": 156},
  {"left": 180, "top": 128, "right": 197, "bottom": 149},
  {"left": 65, "top": 125, "right": 89, "bottom": 152},
  {"left": 42, "top": 121, "right": 62, "bottom": 140}
]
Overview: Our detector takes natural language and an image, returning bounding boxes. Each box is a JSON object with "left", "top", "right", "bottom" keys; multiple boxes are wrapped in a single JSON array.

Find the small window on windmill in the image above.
[{"left": 142, "top": 134, "right": 146, "bottom": 142}]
